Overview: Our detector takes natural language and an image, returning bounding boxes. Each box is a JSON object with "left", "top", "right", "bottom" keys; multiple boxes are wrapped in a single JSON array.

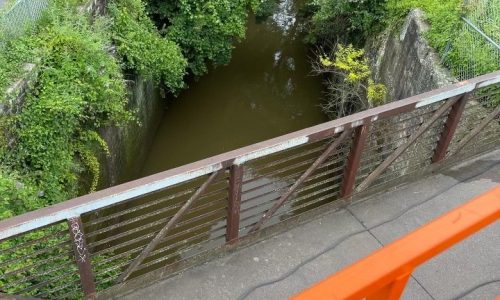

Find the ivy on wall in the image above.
[
  {"left": 1, "top": 1, "right": 131, "bottom": 217},
  {"left": 0, "top": 0, "right": 276, "bottom": 297}
]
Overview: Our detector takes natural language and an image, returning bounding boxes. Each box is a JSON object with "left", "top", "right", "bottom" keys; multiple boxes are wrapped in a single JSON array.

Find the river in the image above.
[
  {"left": 88, "top": 0, "right": 329, "bottom": 281},
  {"left": 139, "top": 0, "right": 327, "bottom": 176}
]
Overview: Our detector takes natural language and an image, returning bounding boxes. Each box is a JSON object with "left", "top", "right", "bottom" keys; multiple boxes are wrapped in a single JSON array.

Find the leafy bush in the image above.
[
  {"left": 255, "top": 0, "right": 280, "bottom": 23},
  {"left": 147, "top": 0, "right": 259, "bottom": 76},
  {"left": 305, "top": 0, "right": 386, "bottom": 45},
  {"left": 314, "top": 44, "right": 387, "bottom": 119},
  {"left": 0, "top": 36, "right": 35, "bottom": 102},
  {"left": 0, "top": 3, "right": 135, "bottom": 296},
  {"left": 108, "top": 0, "right": 187, "bottom": 92},
  {"left": 0, "top": 169, "right": 39, "bottom": 219}
]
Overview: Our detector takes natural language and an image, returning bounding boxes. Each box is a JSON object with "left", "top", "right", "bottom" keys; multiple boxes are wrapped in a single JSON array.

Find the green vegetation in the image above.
[
  {"left": 386, "top": 0, "right": 499, "bottom": 79},
  {"left": 1, "top": 0, "right": 131, "bottom": 217},
  {"left": 255, "top": 0, "right": 280, "bottom": 23},
  {"left": 0, "top": 0, "right": 261, "bottom": 220},
  {"left": 1, "top": 6, "right": 131, "bottom": 294},
  {"left": 108, "top": 0, "right": 187, "bottom": 91},
  {"left": 304, "top": 0, "right": 386, "bottom": 45},
  {"left": 146, "top": 0, "right": 259, "bottom": 76},
  {"left": 386, "top": 0, "right": 463, "bottom": 51},
  {"left": 307, "top": 0, "right": 498, "bottom": 79},
  {"left": 314, "top": 44, "right": 387, "bottom": 118}
]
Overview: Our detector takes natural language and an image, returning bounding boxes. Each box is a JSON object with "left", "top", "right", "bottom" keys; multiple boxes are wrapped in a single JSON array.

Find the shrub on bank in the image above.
[{"left": 307, "top": 0, "right": 498, "bottom": 79}]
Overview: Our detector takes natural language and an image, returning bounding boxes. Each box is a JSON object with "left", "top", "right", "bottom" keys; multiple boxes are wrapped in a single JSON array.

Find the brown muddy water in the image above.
[{"left": 139, "top": 0, "right": 327, "bottom": 176}]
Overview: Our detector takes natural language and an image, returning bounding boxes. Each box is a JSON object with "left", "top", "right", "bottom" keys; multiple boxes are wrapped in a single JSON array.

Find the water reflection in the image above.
[{"left": 272, "top": 0, "right": 297, "bottom": 33}]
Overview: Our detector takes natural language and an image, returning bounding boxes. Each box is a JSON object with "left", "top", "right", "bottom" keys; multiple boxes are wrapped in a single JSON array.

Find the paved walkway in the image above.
[{"left": 122, "top": 150, "right": 500, "bottom": 300}]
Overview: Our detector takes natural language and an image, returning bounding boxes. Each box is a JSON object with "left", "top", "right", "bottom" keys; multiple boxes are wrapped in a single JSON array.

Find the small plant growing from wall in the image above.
[{"left": 313, "top": 44, "right": 387, "bottom": 119}]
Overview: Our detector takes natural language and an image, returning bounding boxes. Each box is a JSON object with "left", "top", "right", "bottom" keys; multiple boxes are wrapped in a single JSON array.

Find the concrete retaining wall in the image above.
[
  {"left": 367, "top": 9, "right": 456, "bottom": 101},
  {"left": 99, "top": 76, "right": 164, "bottom": 187}
]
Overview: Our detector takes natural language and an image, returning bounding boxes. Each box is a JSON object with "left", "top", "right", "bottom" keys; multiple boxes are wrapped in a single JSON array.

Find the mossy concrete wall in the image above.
[
  {"left": 99, "top": 76, "right": 164, "bottom": 187},
  {"left": 367, "top": 9, "right": 456, "bottom": 100}
]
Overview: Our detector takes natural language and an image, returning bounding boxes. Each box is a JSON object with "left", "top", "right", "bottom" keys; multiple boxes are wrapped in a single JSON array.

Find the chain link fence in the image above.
[
  {"left": 0, "top": 0, "right": 48, "bottom": 39},
  {"left": 442, "top": 0, "right": 500, "bottom": 80}
]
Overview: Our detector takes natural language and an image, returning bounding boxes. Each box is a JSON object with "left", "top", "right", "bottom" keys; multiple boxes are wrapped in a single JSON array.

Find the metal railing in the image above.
[
  {"left": 0, "top": 71, "right": 499, "bottom": 299},
  {"left": 291, "top": 186, "right": 500, "bottom": 300}
]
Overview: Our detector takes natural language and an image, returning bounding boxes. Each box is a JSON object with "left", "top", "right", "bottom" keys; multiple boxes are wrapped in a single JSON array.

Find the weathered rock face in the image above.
[
  {"left": 367, "top": 9, "right": 455, "bottom": 101},
  {"left": 99, "top": 76, "right": 164, "bottom": 187}
]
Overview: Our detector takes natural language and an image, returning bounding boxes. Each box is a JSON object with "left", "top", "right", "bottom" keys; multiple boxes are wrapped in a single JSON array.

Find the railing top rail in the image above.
[{"left": 0, "top": 71, "right": 498, "bottom": 240}]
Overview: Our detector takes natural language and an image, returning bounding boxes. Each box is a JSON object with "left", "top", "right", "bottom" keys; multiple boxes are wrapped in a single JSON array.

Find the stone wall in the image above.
[
  {"left": 0, "top": 64, "right": 37, "bottom": 115},
  {"left": 367, "top": 9, "right": 455, "bottom": 101},
  {"left": 99, "top": 76, "right": 164, "bottom": 187},
  {"left": 365, "top": 11, "right": 499, "bottom": 182}
]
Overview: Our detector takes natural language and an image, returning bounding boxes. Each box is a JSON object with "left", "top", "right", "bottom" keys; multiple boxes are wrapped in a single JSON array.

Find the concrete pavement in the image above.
[{"left": 121, "top": 150, "right": 500, "bottom": 300}]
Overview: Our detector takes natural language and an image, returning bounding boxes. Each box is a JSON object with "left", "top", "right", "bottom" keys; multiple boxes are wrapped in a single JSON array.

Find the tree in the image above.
[
  {"left": 147, "top": 0, "right": 259, "bottom": 76},
  {"left": 305, "top": 0, "right": 386, "bottom": 46},
  {"left": 108, "top": 0, "right": 187, "bottom": 92}
]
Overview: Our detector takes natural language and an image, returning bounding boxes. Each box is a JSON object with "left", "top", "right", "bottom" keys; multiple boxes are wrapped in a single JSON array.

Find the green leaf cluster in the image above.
[
  {"left": 317, "top": 44, "right": 387, "bottom": 118},
  {"left": 0, "top": 9, "right": 129, "bottom": 289},
  {"left": 332, "top": 44, "right": 372, "bottom": 84},
  {"left": 255, "top": 0, "right": 280, "bottom": 23},
  {"left": 305, "top": 0, "right": 386, "bottom": 45},
  {"left": 0, "top": 169, "right": 39, "bottom": 220},
  {"left": 147, "top": 0, "right": 259, "bottom": 76},
  {"left": 108, "top": 0, "right": 187, "bottom": 91}
]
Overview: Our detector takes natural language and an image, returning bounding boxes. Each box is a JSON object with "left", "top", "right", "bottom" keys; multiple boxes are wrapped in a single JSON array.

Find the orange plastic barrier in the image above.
[{"left": 291, "top": 186, "right": 500, "bottom": 300}]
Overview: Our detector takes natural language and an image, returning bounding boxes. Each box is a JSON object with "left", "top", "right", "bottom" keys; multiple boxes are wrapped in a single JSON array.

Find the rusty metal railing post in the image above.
[
  {"left": 340, "top": 120, "right": 371, "bottom": 198},
  {"left": 67, "top": 216, "right": 96, "bottom": 300},
  {"left": 356, "top": 97, "right": 460, "bottom": 193},
  {"left": 226, "top": 164, "right": 243, "bottom": 244},
  {"left": 432, "top": 93, "right": 469, "bottom": 163}
]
